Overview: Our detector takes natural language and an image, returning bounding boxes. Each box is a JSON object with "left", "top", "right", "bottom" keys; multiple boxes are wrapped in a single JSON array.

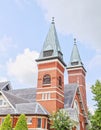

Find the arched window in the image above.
[
  {"left": 43, "top": 74, "right": 51, "bottom": 84},
  {"left": 59, "top": 76, "right": 62, "bottom": 86}
]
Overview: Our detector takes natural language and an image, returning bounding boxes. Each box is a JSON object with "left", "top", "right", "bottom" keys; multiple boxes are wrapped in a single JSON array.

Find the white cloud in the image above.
[
  {"left": 88, "top": 54, "right": 101, "bottom": 70},
  {"left": 37, "top": 0, "right": 101, "bottom": 51},
  {"left": 0, "top": 35, "right": 16, "bottom": 53},
  {"left": 7, "top": 48, "right": 39, "bottom": 86}
]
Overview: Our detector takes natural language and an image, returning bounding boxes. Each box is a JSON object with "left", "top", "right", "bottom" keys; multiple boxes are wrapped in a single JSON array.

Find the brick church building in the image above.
[{"left": 0, "top": 19, "right": 88, "bottom": 130}]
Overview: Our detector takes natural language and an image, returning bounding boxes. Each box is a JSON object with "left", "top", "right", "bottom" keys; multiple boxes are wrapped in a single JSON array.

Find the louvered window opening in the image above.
[{"left": 43, "top": 75, "right": 51, "bottom": 84}]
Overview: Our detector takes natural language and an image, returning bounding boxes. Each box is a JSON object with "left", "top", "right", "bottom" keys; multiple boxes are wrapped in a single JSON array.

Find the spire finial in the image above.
[
  {"left": 52, "top": 17, "right": 55, "bottom": 24},
  {"left": 74, "top": 38, "right": 76, "bottom": 44}
]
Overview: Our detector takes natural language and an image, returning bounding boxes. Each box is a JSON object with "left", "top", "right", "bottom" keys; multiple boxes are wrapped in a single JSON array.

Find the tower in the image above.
[
  {"left": 67, "top": 39, "right": 87, "bottom": 114},
  {"left": 36, "top": 18, "right": 66, "bottom": 113}
]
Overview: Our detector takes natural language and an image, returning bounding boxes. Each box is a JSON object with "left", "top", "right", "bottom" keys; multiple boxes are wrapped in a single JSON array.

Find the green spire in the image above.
[
  {"left": 68, "top": 38, "right": 83, "bottom": 68},
  {"left": 37, "top": 18, "right": 66, "bottom": 66}
]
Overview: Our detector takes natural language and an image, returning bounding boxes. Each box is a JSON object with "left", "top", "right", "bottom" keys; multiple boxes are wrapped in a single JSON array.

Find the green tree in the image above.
[
  {"left": 90, "top": 80, "right": 101, "bottom": 130},
  {"left": 14, "top": 114, "right": 28, "bottom": 130},
  {"left": 87, "top": 110, "right": 92, "bottom": 130},
  {"left": 0, "top": 114, "right": 12, "bottom": 130},
  {"left": 50, "top": 109, "right": 73, "bottom": 130}
]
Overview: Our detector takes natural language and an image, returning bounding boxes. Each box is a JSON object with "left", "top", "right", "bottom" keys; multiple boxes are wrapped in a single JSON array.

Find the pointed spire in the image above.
[
  {"left": 68, "top": 38, "right": 83, "bottom": 68},
  {"left": 37, "top": 18, "right": 66, "bottom": 66}
]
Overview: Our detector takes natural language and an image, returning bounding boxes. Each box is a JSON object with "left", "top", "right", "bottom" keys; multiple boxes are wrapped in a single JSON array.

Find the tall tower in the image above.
[
  {"left": 67, "top": 39, "right": 87, "bottom": 114},
  {"left": 36, "top": 18, "right": 66, "bottom": 113}
]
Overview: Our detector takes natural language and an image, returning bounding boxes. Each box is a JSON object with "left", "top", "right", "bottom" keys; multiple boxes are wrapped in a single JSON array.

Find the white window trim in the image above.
[{"left": 27, "top": 117, "right": 32, "bottom": 124}]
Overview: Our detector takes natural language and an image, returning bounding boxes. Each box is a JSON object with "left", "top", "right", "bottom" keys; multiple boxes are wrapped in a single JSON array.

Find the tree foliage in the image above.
[
  {"left": 0, "top": 114, "right": 12, "bottom": 130},
  {"left": 90, "top": 80, "right": 101, "bottom": 130},
  {"left": 14, "top": 114, "right": 28, "bottom": 130},
  {"left": 50, "top": 109, "right": 73, "bottom": 130}
]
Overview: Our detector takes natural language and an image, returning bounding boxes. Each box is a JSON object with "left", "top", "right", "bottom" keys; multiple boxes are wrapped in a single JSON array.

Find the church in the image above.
[{"left": 0, "top": 19, "right": 88, "bottom": 130}]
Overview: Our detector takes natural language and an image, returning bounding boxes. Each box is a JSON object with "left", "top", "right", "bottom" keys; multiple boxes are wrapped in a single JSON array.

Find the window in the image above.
[
  {"left": 58, "top": 51, "right": 63, "bottom": 60},
  {"left": 42, "top": 93, "right": 50, "bottom": 100},
  {"left": 27, "top": 117, "right": 32, "bottom": 124},
  {"left": 43, "top": 50, "right": 53, "bottom": 57},
  {"left": 43, "top": 118, "right": 47, "bottom": 128},
  {"left": 59, "top": 76, "right": 62, "bottom": 86},
  {"left": 0, "top": 99, "right": 7, "bottom": 106},
  {"left": 37, "top": 118, "right": 42, "bottom": 128},
  {"left": 43, "top": 74, "right": 51, "bottom": 85},
  {"left": 71, "top": 61, "right": 78, "bottom": 65}
]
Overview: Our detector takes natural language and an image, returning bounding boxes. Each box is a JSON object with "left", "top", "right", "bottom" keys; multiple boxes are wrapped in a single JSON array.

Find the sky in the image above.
[{"left": 0, "top": 0, "right": 101, "bottom": 113}]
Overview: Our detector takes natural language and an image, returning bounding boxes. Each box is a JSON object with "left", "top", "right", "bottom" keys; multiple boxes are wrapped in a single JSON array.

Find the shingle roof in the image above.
[
  {"left": 0, "top": 107, "right": 15, "bottom": 115},
  {"left": 10, "top": 84, "right": 77, "bottom": 108},
  {"left": 64, "top": 108, "right": 79, "bottom": 123},
  {"left": 9, "top": 88, "right": 36, "bottom": 102},
  {"left": 0, "top": 81, "right": 79, "bottom": 116},
  {"left": 64, "top": 83, "right": 78, "bottom": 108},
  {"left": 0, "top": 102, "right": 49, "bottom": 115},
  {"left": 2, "top": 90, "right": 29, "bottom": 107},
  {"left": 16, "top": 102, "right": 49, "bottom": 115}
]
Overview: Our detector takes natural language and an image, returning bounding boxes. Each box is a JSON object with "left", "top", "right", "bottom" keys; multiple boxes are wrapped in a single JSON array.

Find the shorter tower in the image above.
[
  {"left": 67, "top": 39, "right": 87, "bottom": 114},
  {"left": 36, "top": 19, "right": 66, "bottom": 113}
]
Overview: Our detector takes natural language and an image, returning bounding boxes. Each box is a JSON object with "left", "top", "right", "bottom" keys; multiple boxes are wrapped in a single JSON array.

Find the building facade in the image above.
[{"left": 0, "top": 19, "right": 88, "bottom": 130}]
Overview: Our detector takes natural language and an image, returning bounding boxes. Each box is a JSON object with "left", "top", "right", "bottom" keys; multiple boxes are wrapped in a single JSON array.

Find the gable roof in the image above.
[
  {"left": 0, "top": 81, "right": 87, "bottom": 122},
  {"left": 2, "top": 90, "right": 29, "bottom": 108},
  {"left": 64, "top": 83, "right": 78, "bottom": 108},
  {"left": 0, "top": 81, "right": 12, "bottom": 91},
  {"left": 0, "top": 88, "right": 49, "bottom": 116},
  {"left": 64, "top": 83, "right": 88, "bottom": 123}
]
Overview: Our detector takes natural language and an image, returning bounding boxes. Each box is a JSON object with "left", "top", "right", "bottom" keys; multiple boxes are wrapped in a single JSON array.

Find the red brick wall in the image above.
[
  {"left": 68, "top": 67, "right": 87, "bottom": 114},
  {"left": 0, "top": 115, "right": 48, "bottom": 129},
  {"left": 67, "top": 67, "right": 87, "bottom": 130},
  {"left": 36, "top": 60, "right": 65, "bottom": 113}
]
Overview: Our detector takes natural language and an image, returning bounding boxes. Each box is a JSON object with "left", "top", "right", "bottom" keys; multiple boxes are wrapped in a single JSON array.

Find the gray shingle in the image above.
[
  {"left": 64, "top": 83, "right": 78, "bottom": 108},
  {"left": 16, "top": 102, "right": 49, "bottom": 115},
  {"left": 0, "top": 81, "right": 79, "bottom": 116},
  {"left": 2, "top": 90, "right": 29, "bottom": 107},
  {"left": 9, "top": 88, "right": 36, "bottom": 102},
  {"left": 0, "top": 107, "right": 15, "bottom": 115}
]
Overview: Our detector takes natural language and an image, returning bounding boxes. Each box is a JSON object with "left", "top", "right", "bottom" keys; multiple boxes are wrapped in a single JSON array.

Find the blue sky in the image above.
[{"left": 0, "top": 0, "right": 101, "bottom": 113}]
